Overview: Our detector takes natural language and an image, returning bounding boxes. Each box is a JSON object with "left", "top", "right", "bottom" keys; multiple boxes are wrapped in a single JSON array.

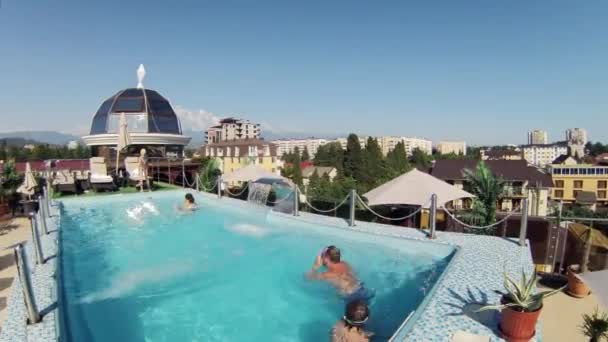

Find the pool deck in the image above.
[{"left": 0, "top": 190, "right": 555, "bottom": 341}]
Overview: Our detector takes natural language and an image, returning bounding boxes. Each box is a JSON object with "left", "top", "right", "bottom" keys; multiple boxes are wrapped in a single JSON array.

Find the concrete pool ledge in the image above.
[{"left": 0, "top": 190, "right": 541, "bottom": 341}]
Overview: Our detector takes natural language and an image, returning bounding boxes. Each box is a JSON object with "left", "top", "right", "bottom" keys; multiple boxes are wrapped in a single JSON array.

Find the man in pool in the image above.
[
  {"left": 331, "top": 300, "right": 373, "bottom": 342},
  {"left": 306, "top": 246, "right": 373, "bottom": 303}
]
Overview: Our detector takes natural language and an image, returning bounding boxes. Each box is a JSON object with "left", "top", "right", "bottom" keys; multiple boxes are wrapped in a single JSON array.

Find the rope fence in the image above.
[
  {"left": 223, "top": 182, "right": 250, "bottom": 197},
  {"left": 440, "top": 205, "right": 522, "bottom": 230},
  {"left": 356, "top": 194, "right": 428, "bottom": 222},
  {"left": 303, "top": 194, "right": 350, "bottom": 213}
]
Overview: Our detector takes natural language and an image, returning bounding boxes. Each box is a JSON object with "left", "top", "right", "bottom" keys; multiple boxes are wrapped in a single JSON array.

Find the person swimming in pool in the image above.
[
  {"left": 331, "top": 300, "right": 373, "bottom": 342},
  {"left": 306, "top": 246, "right": 374, "bottom": 302},
  {"left": 177, "top": 193, "right": 198, "bottom": 212}
]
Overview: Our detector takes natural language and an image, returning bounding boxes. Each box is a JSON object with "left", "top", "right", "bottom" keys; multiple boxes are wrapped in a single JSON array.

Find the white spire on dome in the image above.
[{"left": 136, "top": 64, "right": 146, "bottom": 89}]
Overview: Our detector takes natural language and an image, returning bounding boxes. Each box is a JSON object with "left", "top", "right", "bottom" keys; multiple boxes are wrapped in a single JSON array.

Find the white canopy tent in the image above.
[
  {"left": 363, "top": 168, "right": 474, "bottom": 208},
  {"left": 17, "top": 162, "right": 37, "bottom": 199},
  {"left": 222, "top": 164, "right": 285, "bottom": 183},
  {"left": 580, "top": 270, "right": 608, "bottom": 308}
]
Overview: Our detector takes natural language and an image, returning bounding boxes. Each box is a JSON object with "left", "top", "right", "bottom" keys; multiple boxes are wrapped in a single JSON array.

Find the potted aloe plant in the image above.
[
  {"left": 581, "top": 308, "right": 608, "bottom": 342},
  {"left": 479, "top": 269, "right": 564, "bottom": 341}
]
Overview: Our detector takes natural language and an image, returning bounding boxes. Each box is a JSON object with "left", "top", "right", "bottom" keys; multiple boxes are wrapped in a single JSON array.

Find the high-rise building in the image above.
[
  {"left": 566, "top": 128, "right": 588, "bottom": 145},
  {"left": 527, "top": 130, "right": 548, "bottom": 145},
  {"left": 205, "top": 118, "right": 260, "bottom": 144},
  {"left": 333, "top": 137, "right": 368, "bottom": 150},
  {"left": 272, "top": 138, "right": 328, "bottom": 158},
  {"left": 436, "top": 141, "right": 467, "bottom": 156}
]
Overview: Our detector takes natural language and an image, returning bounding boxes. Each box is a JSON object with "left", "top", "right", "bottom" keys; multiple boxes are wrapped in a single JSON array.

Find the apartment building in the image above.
[
  {"left": 566, "top": 128, "right": 588, "bottom": 145},
  {"left": 528, "top": 130, "right": 548, "bottom": 145},
  {"left": 436, "top": 141, "right": 467, "bottom": 156},
  {"left": 402, "top": 137, "right": 433, "bottom": 156},
  {"left": 272, "top": 138, "right": 328, "bottom": 158},
  {"left": 205, "top": 118, "right": 260, "bottom": 144},
  {"left": 334, "top": 137, "right": 368, "bottom": 150},
  {"left": 202, "top": 139, "right": 279, "bottom": 175},
  {"left": 480, "top": 148, "right": 523, "bottom": 161},
  {"left": 550, "top": 163, "right": 608, "bottom": 207},
  {"left": 521, "top": 143, "right": 568, "bottom": 167},
  {"left": 431, "top": 159, "right": 552, "bottom": 216}
]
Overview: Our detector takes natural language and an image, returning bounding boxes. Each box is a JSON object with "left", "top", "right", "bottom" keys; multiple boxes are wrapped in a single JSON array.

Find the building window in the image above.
[
  {"left": 599, "top": 190, "right": 607, "bottom": 199},
  {"left": 571, "top": 168, "right": 579, "bottom": 175},
  {"left": 574, "top": 180, "right": 583, "bottom": 188},
  {"left": 599, "top": 168, "right": 606, "bottom": 175},
  {"left": 589, "top": 168, "right": 596, "bottom": 175},
  {"left": 554, "top": 180, "right": 564, "bottom": 188},
  {"left": 599, "top": 181, "right": 608, "bottom": 189},
  {"left": 259, "top": 157, "right": 263, "bottom": 164},
  {"left": 580, "top": 168, "right": 588, "bottom": 175},
  {"left": 554, "top": 190, "right": 564, "bottom": 198},
  {"left": 553, "top": 168, "right": 562, "bottom": 175}
]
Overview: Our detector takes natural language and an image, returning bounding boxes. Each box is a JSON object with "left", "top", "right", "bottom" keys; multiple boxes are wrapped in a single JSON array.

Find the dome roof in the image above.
[{"left": 89, "top": 88, "right": 182, "bottom": 135}]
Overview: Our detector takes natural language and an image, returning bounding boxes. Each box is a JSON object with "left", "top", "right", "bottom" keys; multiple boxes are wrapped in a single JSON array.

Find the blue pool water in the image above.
[{"left": 59, "top": 192, "right": 455, "bottom": 342}]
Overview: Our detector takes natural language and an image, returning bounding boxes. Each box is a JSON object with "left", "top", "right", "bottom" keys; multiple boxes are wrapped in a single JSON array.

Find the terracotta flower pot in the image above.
[
  {"left": 566, "top": 265, "right": 590, "bottom": 298},
  {"left": 499, "top": 305, "right": 541, "bottom": 342}
]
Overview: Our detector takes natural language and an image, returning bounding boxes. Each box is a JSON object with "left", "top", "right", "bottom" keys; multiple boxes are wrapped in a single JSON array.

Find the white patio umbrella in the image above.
[
  {"left": 17, "top": 162, "right": 37, "bottom": 199},
  {"left": 116, "top": 112, "right": 132, "bottom": 171},
  {"left": 580, "top": 270, "right": 608, "bottom": 308},
  {"left": 363, "top": 168, "right": 475, "bottom": 208}
]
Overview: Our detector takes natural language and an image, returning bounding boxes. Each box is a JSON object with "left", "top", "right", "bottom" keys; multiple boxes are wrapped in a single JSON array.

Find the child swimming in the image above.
[
  {"left": 331, "top": 300, "right": 373, "bottom": 342},
  {"left": 177, "top": 193, "right": 198, "bottom": 212}
]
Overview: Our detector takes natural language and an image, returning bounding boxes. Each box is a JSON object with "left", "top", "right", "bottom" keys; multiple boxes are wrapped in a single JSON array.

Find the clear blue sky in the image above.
[{"left": 1, "top": 0, "right": 607, "bottom": 145}]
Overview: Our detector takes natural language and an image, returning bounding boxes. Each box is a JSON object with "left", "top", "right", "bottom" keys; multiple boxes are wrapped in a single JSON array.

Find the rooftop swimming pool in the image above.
[{"left": 58, "top": 191, "right": 456, "bottom": 341}]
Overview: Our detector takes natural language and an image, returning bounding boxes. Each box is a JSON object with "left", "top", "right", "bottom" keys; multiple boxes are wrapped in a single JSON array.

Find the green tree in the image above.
[
  {"left": 462, "top": 162, "right": 505, "bottom": 227},
  {"left": 301, "top": 147, "right": 310, "bottom": 162},
  {"left": 344, "top": 134, "right": 363, "bottom": 179},
  {"left": 410, "top": 148, "right": 432, "bottom": 170},
  {"left": 0, "top": 140, "right": 7, "bottom": 161},
  {"left": 291, "top": 151, "right": 303, "bottom": 186},
  {"left": 198, "top": 158, "right": 220, "bottom": 191},
  {"left": 314, "top": 142, "right": 344, "bottom": 174},
  {"left": 386, "top": 141, "right": 411, "bottom": 176},
  {"left": 362, "top": 137, "right": 385, "bottom": 187}
]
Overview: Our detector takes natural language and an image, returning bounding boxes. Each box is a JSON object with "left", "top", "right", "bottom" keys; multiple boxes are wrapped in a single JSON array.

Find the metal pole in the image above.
[
  {"left": 168, "top": 159, "right": 172, "bottom": 185},
  {"left": 195, "top": 173, "right": 200, "bottom": 192},
  {"left": 519, "top": 198, "right": 529, "bottom": 246},
  {"left": 556, "top": 201, "right": 569, "bottom": 273},
  {"left": 14, "top": 244, "right": 41, "bottom": 324},
  {"left": 348, "top": 189, "right": 356, "bottom": 227},
  {"left": 44, "top": 182, "right": 53, "bottom": 210},
  {"left": 293, "top": 186, "right": 299, "bottom": 216},
  {"left": 182, "top": 159, "right": 185, "bottom": 188},
  {"left": 29, "top": 213, "right": 44, "bottom": 265},
  {"left": 37, "top": 208, "right": 48, "bottom": 235},
  {"left": 581, "top": 228, "right": 593, "bottom": 274},
  {"left": 217, "top": 175, "right": 222, "bottom": 199},
  {"left": 429, "top": 194, "right": 437, "bottom": 239}
]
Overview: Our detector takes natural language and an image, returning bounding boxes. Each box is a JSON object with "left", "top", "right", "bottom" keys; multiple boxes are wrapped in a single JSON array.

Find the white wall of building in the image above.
[
  {"left": 436, "top": 141, "right": 467, "bottom": 155},
  {"left": 522, "top": 144, "right": 568, "bottom": 166},
  {"left": 527, "top": 130, "right": 548, "bottom": 145},
  {"left": 272, "top": 138, "right": 328, "bottom": 157}
]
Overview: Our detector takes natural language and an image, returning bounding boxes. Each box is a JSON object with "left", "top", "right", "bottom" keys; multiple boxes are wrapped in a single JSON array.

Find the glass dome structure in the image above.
[{"left": 90, "top": 88, "right": 182, "bottom": 135}]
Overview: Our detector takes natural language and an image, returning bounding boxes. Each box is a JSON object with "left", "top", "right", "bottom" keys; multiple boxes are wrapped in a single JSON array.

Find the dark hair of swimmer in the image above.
[
  {"left": 344, "top": 300, "right": 369, "bottom": 329},
  {"left": 185, "top": 193, "right": 195, "bottom": 204},
  {"left": 324, "top": 245, "right": 341, "bottom": 263}
]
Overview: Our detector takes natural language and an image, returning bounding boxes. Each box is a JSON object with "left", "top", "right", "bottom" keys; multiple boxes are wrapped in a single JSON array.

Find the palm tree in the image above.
[{"left": 462, "top": 162, "right": 505, "bottom": 227}]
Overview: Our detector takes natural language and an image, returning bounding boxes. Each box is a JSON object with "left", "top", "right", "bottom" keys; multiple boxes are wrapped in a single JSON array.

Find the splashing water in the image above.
[{"left": 247, "top": 183, "right": 272, "bottom": 206}]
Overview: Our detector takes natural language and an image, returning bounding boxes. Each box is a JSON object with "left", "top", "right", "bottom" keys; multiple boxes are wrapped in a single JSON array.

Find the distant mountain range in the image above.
[{"left": 0, "top": 131, "right": 80, "bottom": 146}]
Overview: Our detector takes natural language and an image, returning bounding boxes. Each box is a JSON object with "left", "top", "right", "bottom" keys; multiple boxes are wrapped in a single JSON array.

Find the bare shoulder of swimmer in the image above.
[{"left": 331, "top": 321, "right": 369, "bottom": 342}]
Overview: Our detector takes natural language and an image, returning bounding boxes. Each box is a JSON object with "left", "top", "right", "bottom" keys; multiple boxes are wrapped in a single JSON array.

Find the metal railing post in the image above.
[
  {"left": 29, "top": 213, "right": 44, "bottom": 265},
  {"left": 556, "top": 201, "right": 569, "bottom": 273},
  {"left": 14, "top": 244, "right": 41, "bottom": 324},
  {"left": 429, "top": 194, "right": 437, "bottom": 239},
  {"left": 293, "top": 186, "right": 299, "bottom": 216},
  {"left": 195, "top": 173, "right": 200, "bottom": 192},
  {"left": 348, "top": 189, "right": 356, "bottom": 227},
  {"left": 182, "top": 159, "right": 186, "bottom": 188},
  {"left": 217, "top": 175, "right": 222, "bottom": 199},
  {"left": 37, "top": 208, "right": 48, "bottom": 235},
  {"left": 519, "top": 198, "right": 529, "bottom": 246}
]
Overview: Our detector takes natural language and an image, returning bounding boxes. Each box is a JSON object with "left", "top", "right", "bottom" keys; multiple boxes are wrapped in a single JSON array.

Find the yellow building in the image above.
[
  {"left": 550, "top": 163, "right": 608, "bottom": 205},
  {"left": 202, "top": 139, "right": 280, "bottom": 176}
]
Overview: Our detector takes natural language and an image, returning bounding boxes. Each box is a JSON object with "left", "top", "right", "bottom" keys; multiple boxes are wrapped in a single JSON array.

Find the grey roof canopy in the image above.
[{"left": 90, "top": 88, "right": 182, "bottom": 135}]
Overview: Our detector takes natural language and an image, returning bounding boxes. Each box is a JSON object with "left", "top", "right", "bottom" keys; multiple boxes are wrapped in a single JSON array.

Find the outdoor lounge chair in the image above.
[
  {"left": 52, "top": 170, "right": 77, "bottom": 194},
  {"left": 124, "top": 156, "right": 152, "bottom": 190},
  {"left": 88, "top": 157, "right": 115, "bottom": 192}
]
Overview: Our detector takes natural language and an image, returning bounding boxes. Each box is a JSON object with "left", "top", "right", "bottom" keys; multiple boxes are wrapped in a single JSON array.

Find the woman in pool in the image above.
[
  {"left": 177, "top": 193, "right": 198, "bottom": 212},
  {"left": 331, "top": 300, "right": 372, "bottom": 342}
]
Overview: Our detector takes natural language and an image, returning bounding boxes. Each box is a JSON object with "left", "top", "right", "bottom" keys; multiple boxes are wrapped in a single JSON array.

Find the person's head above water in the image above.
[
  {"left": 322, "top": 245, "right": 341, "bottom": 264},
  {"left": 185, "top": 193, "right": 195, "bottom": 204},
  {"left": 343, "top": 300, "right": 369, "bottom": 328}
]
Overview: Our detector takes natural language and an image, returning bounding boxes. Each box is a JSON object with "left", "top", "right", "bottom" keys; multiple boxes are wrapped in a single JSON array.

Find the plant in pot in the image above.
[
  {"left": 567, "top": 228, "right": 593, "bottom": 298},
  {"left": 581, "top": 308, "right": 608, "bottom": 342},
  {"left": 479, "top": 269, "right": 564, "bottom": 342}
]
